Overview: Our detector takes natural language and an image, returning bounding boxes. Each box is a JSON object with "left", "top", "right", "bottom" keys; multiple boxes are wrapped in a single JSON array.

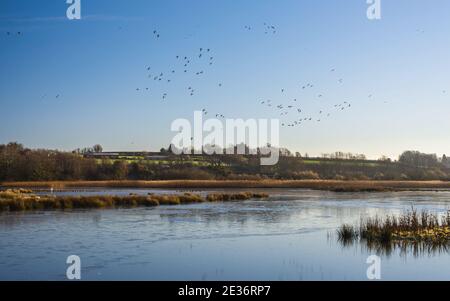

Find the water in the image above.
[{"left": 1, "top": 188, "right": 450, "bottom": 280}]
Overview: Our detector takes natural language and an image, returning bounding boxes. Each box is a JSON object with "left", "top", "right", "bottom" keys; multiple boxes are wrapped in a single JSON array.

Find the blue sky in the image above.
[{"left": 1, "top": 0, "right": 450, "bottom": 159}]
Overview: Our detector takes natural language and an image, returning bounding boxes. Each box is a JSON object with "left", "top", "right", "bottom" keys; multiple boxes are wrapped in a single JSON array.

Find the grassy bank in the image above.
[
  {"left": 337, "top": 209, "right": 450, "bottom": 245},
  {"left": 2, "top": 180, "right": 450, "bottom": 192},
  {"left": 0, "top": 189, "right": 269, "bottom": 212}
]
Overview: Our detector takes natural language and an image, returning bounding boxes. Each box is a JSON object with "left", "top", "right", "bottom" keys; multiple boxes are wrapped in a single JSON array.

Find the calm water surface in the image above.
[{"left": 1, "top": 188, "right": 450, "bottom": 280}]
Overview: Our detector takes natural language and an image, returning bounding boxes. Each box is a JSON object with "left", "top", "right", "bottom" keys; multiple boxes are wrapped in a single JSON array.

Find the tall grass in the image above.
[
  {"left": 336, "top": 224, "right": 359, "bottom": 246},
  {"left": 337, "top": 224, "right": 358, "bottom": 240},
  {"left": 0, "top": 190, "right": 269, "bottom": 212},
  {"left": 337, "top": 209, "right": 450, "bottom": 246}
]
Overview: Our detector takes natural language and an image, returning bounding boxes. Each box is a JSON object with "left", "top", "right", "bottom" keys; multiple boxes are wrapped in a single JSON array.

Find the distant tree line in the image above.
[{"left": 1, "top": 142, "right": 450, "bottom": 182}]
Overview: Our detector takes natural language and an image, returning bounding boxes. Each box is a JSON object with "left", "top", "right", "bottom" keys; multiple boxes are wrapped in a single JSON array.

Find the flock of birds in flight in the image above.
[
  {"left": 133, "top": 24, "right": 369, "bottom": 128},
  {"left": 259, "top": 68, "right": 357, "bottom": 127},
  {"left": 128, "top": 23, "right": 449, "bottom": 128},
  {"left": 136, "top": 49, "right": 221, "bottom": 104},
  {"left": 3, "top": 23, "right": 448, "bottom": 129},
  {"left": 135, "top": 29, "right": 225, "bottom": 118}
]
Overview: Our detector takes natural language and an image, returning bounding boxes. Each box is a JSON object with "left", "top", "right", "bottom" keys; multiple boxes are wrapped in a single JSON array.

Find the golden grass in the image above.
[
  {"left": 2, "top": 180, "right": 450, "bottom": 191},
  {"left": 0, "top": 190, "right": 269, "bottom": 212},
  {"left": 206, "top": 192, "right": 268, "bottom": 202},
  {"left": 337, "top": 209, "right": 450, "bottom": 244}
]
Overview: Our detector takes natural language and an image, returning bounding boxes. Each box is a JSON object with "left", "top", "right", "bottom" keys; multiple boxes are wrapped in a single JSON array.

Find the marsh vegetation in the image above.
[
  {"left": 4, "top": 179, "right": 450, "bottom": 193},
  {"left": 337, "top": 209, "right": 450, "bottom": 256},
  {"left": 0, "top": 189, "right": 268, "bottom": 212}
]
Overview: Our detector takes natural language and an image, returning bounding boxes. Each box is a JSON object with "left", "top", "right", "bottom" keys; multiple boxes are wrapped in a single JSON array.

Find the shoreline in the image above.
[{"left": 2, "top": 180, "right": 450, "bottom": 192}]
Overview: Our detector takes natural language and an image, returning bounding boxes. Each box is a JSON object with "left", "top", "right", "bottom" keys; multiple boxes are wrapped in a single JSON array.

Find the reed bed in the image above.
[
  {"left": 337, "top": 209, "right": 450, "bottom": 245},
  {"left": 0, "top": 189, "right": 269, "bottom": 212},
  {"left": 2, "top": 180, "right": 450, "bottom": 191},
  {"left": 206, "top": 192, "right": 268, "bottom": 202}
]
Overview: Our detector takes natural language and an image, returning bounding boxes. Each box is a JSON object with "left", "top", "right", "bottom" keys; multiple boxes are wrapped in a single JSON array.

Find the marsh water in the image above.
[{"left": 1, "top": 188, "right": 450, "bottom": 280}]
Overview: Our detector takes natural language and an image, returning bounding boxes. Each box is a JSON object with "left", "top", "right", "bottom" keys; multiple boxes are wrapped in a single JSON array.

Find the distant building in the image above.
[
  {"left": 83, "top": 152, "right": 169, "bottom": 160},
  {"left": 84, "top": 152, "right": 120, "bottom": 159}
]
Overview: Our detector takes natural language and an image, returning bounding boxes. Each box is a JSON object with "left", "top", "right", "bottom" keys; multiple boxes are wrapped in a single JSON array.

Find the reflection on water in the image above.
[
  {"left": 337, "top": 236, "right": 450, "bottom": 258},
  {"left": 1, "top": 188, "right": 450, "bottom": 280}
]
